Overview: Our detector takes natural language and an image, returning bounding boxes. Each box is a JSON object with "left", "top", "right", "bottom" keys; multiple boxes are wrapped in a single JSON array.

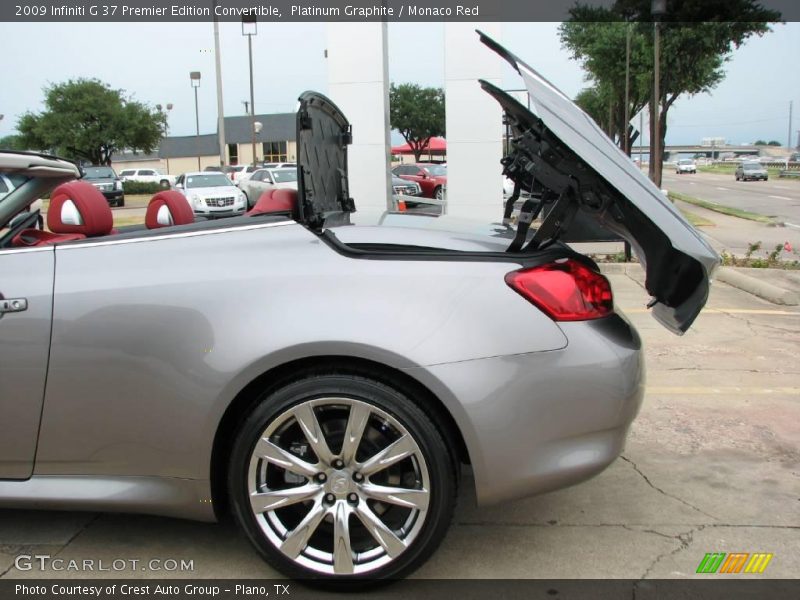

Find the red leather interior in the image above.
[
  {"left": 48, "top": 181, "right": 114, "bottom": 237},
  {"left": 145, "top": 191, "right": 194, "bottom": 229},
  {"left": 12, "top": 230, "right": 85, "bottom": 247},
  {"left": 247, "top": 188, "right": 297, "bottom": 218}
]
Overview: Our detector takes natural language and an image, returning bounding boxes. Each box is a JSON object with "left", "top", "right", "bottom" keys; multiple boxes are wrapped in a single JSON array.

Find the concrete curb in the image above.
[
  {"left": 598, "top": 262, "right": 799, "bottom": 306},
  {"left": 715, "top": 267, "right": 799, "bottom": 306}
]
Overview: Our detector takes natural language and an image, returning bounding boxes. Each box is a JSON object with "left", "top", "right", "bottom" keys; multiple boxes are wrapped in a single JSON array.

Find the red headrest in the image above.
[
  {"left": 247, "top": 188, "right": 297, "bottom": 217},
  {"left": 145, "top": 191, "right": 194, "bottom": 229},
  {"left": 48, "top": 181, "right": 113, "bottom": 237}
]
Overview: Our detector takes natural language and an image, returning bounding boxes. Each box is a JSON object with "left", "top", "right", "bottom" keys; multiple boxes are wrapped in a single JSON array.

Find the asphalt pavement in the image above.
[
  {"left": 661, "top": 170, "right": 800, "bottom": 226},
  {"left": 1, "top": 271, "right": 798, "bottom": 580}
]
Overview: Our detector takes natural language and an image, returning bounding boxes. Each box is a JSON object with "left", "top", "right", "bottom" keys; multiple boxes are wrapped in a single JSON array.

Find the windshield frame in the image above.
[
  {"left": 422, "top": 164, "right": 447, "bottom": 177},
  {"left": 82, "top": 166, "right": 117, "bottom": 179},
  {"left": 185, "top": 173, "right": 234, "bottom": 189},
  {"left": 268, "top": 168, "right": 298, "bottom": 184}
]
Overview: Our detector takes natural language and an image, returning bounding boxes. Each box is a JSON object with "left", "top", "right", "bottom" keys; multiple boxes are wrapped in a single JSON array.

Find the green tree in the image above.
[
  {"left": 560, "top": 0, "right": 780, "bottom": 186},
  {"left": 767, "top": 140, "right": 781, "bottom": 146},
  {"left": 17, "top": 78, "right": 164, "bottom": 165},
  {"left": 0, "top": 134, "right": 25, "bottom": 150},
  {"left": 389, "top": 83, "right": 445, "bottom": 162},
  {"left": 754, "top": 140, "right": 767, "bottom": 145}
]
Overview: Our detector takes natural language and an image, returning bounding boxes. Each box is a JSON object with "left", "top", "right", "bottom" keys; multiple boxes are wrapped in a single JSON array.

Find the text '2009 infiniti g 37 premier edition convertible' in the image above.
[{"left": 0, "top": 32, "right": 718, "bottom": 582}]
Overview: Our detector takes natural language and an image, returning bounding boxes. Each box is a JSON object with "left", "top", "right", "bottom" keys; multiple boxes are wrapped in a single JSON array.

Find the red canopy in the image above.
[{"left": 391, "top": 137, "right": 447, "bottom": 155}]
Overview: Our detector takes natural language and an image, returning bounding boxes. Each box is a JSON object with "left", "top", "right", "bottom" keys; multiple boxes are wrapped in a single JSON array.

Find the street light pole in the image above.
[
  {"left": 190, "top": 71, "right": 202, "bottom": 171},
  {"left": 213, "top": 0, "right": 227, "bottom": 167},
  {"left": 242, "top": 15, "right": 258, "bottom": 166},
  {"left": 624, "top": 23, "right": 632, "bottom": 155},
  {"left": 156, "top": 103, "right": 173, "bottom": 174}
]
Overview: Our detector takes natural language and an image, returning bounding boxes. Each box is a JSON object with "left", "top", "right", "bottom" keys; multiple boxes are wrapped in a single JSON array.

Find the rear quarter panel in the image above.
[{"left": 36, "top": 222, "right": 567, "bottom": 481}]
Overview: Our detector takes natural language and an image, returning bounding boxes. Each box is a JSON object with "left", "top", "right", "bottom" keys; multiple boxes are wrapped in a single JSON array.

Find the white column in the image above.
[
  {"left": 444, "top": 23, "right": 503, "bottom": 221},
  {"left": 326, "top": 23, "right": 392, "bottom": 212}
]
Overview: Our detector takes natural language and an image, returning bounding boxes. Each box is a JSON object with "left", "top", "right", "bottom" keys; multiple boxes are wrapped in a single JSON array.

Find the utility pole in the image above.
[
  {"left": 651, "top": 0, "right": 666, "bottom": 186},
  {"left": 624, "top": 23, "right": 631, "bottom": 155},
  {"left": 242, "top": 15, "right": 258, "bottom": 166},
  {"left": 788, "top": 100, "right": 793, "bottom": 152},
  {"left": 213, "top": 0, "right": 227, "bottom": 167}
]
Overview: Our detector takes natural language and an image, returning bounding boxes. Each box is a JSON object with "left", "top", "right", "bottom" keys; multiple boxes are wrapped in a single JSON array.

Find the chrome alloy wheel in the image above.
[{"left": 246, "top": 397, "right": 431, "bottom": 575}]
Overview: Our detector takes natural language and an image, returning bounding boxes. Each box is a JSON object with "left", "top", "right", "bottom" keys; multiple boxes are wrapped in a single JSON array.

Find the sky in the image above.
[{"left": 1, "top": 21, "right": 798, "bottom": 147}]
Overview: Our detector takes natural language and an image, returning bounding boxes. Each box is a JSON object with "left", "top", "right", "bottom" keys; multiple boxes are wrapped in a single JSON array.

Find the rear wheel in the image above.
[
  {"left": 160, "top": 179, "right": 170, "bottom": 189},
  {"left": 228, "top": 374, "right": 456, "bottom": 581},
  {"left": 434, "top": 186, "right": 444, "bottom": 201}
]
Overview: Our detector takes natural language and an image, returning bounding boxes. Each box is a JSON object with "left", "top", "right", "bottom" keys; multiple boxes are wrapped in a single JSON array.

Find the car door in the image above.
[{"left": 0, "top": 245, "right": 55, "bottom": 479}]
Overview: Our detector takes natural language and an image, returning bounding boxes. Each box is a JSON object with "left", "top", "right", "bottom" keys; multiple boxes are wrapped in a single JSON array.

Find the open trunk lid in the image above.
[
  {"left": 295, "top": 91, "right": 355, "bottom": 229},
  {"left": 478, "top": 31, "right": 719, "bottom": 334}
]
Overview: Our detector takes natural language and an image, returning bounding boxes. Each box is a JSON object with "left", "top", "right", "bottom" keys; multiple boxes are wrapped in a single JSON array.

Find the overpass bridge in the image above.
[{"left": 630, "top": 144, "right": 761, "bottom": 160}]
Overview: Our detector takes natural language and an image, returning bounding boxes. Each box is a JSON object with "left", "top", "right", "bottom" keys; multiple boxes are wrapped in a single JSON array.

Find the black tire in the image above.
[
  {"left": 160, "top": 180, "right": 170, "bottom": 189},
  {"left": 228, "top": 373, "right": 457, "bottom": 583},
  {"left": 118, "top": 197, "right": 125, "bottom": 207}
]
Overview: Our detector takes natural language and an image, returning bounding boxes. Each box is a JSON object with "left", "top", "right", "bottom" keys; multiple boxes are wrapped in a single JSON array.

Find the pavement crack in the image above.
[
  {"left": 620, "top": 455, "right": 719, "bottom": 521},
  {"left": 636, "top": 525, "right": 703, "bottom": 588},
  {"left": 716, "top": 309, "right": 800, "bottom": 336}
]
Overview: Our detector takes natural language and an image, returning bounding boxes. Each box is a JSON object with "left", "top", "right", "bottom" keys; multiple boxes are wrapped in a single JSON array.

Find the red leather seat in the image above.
[
  {"left": 145, "top": 191, "right": 194, "bottom": 229},
  {"left": 247, "top": 188, "right": 297, "bottom": 218},
  {"left": 12, "top": 181, "right": 115, "bottom": 247}
]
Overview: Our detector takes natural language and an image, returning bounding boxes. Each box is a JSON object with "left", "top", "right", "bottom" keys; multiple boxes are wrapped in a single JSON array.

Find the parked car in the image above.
[
  {"left": 735, "top": 161, "right": 769, "bottom": 181},
  {"left": 392, "top": 163, "right": 447, "bottom": 200},
  {"left": 118, "top": 168, "right": 175, "bottom": 188},
  {"left": 675, "top": 158, "right": 697, "bottom": 174},
  {"left": 261, "top": 162, "right": 296, "bottom": 169},
  {"left": 231, "top": 164, "right": 263, "bottom": 185},
  {"left": 239, "top": 168, "right": 298, "bottom": 208},
  {"left": 81, "top": 165, "right": 125, "bottom": 206},
  {"left": 0, "top": 33, "right": 718, "bottom": 583},
  {"left": 173, "top": 171, "right": 247, "bottom": 218}
]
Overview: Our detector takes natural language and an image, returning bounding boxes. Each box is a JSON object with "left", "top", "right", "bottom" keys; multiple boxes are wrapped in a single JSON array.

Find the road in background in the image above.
[{"left": 662, "top": 170, "right": 800, "bottom": 226}]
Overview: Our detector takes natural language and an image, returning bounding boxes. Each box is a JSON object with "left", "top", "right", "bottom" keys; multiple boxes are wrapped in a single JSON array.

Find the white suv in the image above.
[{"left": 118, "top": 168, "right": 175, "bottom": 188}]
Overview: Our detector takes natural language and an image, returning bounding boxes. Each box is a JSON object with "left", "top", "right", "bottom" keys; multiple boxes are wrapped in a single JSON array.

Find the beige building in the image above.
[{"left": 112, "top": 112, "right": 296, "bottom": 175}]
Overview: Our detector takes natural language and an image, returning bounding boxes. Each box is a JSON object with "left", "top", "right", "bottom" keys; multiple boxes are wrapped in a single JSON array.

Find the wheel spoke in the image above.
[
  {"left": 254, "top": 438, "right": 318, "bottom": 478},
  {"left": 333, "top": 502, "right": 354, "bottom": 574},
  {"left": 354, "top": 503, "right": 407, "bottom": 558},
  {"left": 358, "top": 434, "right": 416, "bottom": 476},
  {"left": 292, "top": 404, "right": 335, "bottom": 465},
  {"left": 280, "top": 500, "right": 327, "bottom": 559},
  {"left": 340, "top": 403, "right": 371, "bottom": 465},
  {"left": 360, "top": 483, "right": 429, "bottom": 511},
  {"left": 250, "top": 483, "right": 321, "bottom": 513}
]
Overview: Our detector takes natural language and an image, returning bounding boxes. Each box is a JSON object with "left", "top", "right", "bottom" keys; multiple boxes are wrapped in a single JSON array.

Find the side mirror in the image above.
[
  {"left": 420, "top": 172, "right": 429, "bottom": 179},
  {"left": 175, "top": 183, "right": 184, "bottom": 190}
]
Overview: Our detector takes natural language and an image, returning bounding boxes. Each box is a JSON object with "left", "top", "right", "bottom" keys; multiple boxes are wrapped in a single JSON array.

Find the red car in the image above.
[{"left": 392, "top": 163, "right": 447, "bottom": 200}]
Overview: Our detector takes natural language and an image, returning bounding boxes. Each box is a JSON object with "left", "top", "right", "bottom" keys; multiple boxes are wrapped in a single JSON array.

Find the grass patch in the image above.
[
  {"left": 113, "top": 214, "right": 145, "bottom": 227},
  {"left": 679, "top": 208, "right": 714, "bottom": 227},
  {"left": 668, "top": 191, "right": 776, "bottom": 224}
]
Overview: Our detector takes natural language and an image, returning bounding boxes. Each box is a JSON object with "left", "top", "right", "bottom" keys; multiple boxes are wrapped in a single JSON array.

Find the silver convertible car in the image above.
[{"left": 0, "top": 34, "right": 717, "bottom": 581}]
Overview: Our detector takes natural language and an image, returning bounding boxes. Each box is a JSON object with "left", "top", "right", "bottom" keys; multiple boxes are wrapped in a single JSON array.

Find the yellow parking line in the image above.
[
  {"left": 647, "top": 386, "right": 800, "bottom": 396},
  {"left": 621, "top": 308, "right": 799, "bottom": 315}
]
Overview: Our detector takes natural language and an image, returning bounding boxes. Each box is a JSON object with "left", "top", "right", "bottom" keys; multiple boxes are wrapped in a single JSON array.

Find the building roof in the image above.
[
  {"left": 224, "top": 113, "right": 295, "bottom": 144},
  {"left": 159, "top": 134, "right": 219, "bottom": 159},
  {"left": 157, "top": 113, "right": 296, "bottom": 158},
  {"left": 114, "top": 150, "right": 161, "bottom": 163}
]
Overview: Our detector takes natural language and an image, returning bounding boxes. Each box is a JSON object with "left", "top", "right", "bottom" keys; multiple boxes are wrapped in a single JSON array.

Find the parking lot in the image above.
[{"left": 1, "top": 266, "right": 797, "bottom": 580}]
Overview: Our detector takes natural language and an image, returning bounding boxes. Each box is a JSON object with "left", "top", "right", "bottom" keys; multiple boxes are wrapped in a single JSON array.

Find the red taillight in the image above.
[{"left": 505, "top": 259, "right": 613, "bottom": 321}]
